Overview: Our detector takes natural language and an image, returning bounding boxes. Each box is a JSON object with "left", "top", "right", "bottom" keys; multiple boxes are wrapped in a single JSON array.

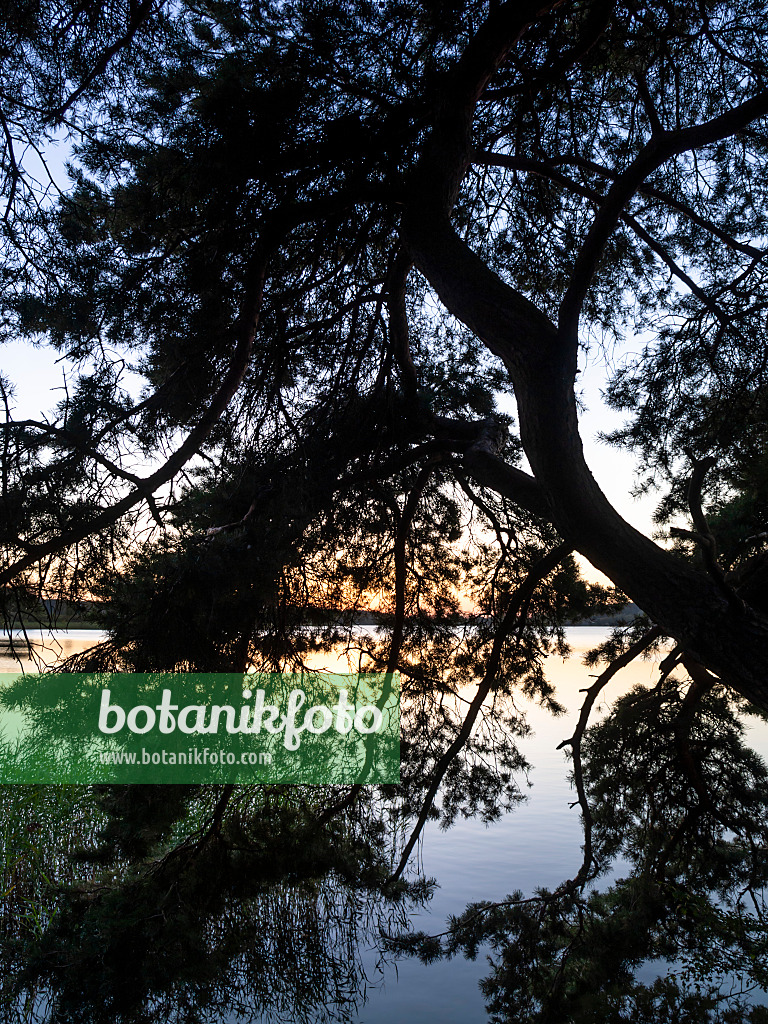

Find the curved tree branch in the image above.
[
  {"left": 49, "top": 0, "right": 161, "bottom": 123},
  {"left": 559, "top": 87, "right": 768, "bottom": 339},
  {"left": 558, "top": 626, "right": 663, "bottom": 884},
  {"left": 390, "top": 540, "right": 573, "bottom": 881},
  {"left": 473, "top": 149, "right": 766, "bottom": 261},
  {"left": 403, "top": 0, "right": 768, "bottom": 709},
  {"left": 0, "top": 239, "right": 270, "bottom": 585}
]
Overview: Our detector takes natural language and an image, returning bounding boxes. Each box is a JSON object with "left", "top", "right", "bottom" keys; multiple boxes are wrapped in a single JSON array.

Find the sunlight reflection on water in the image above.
[{"left": 2, "top": 627, "right": 766, "bottom": 1022}]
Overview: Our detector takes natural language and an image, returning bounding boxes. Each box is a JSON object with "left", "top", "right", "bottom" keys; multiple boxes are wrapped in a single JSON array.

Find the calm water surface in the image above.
[{"left": 2, "top": 627, "right": 766, "bottom": 1022}]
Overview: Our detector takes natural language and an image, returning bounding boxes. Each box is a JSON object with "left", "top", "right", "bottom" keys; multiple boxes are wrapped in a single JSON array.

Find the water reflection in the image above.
[
  {"left": 0, "top": 783, "right": 428, "bottom": 1024},
  {"left": 0, "top": 630, "right": 107, "bottom": 673},
  {"left": 394, "top": 676, "right": 768, "bottom": 1023},
  {"left": 1, "top": 631, "right": 767, "bottom": 1022}
]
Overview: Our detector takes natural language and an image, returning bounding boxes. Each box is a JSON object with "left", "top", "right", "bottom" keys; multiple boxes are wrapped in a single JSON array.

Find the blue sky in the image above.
[
  {"left": 2, "top": 330, "right": 660, "bottom": 546},
  {"left": 0, "top": 134, "right": 661, "bottom": 586}
]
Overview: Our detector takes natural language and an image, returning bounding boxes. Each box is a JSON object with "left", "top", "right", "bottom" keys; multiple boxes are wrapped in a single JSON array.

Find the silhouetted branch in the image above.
[
  {"left": 473, "top": 150, "right": 766, "bottom": 259},
  {"left": 387, "top": 247, "right": 418, "bottom": 399},
  {"left": 390, "top": 540, "right": 572, "bottom": 881},
  {"left": 50, "top": 0, "right": 159, "bottom": 122},
  {"left": 559, "top": 87, "right": 768, "bottom": 339},
  {"left": 685, "top": 457, "right": 745, "bottom": 611},
  {"left": 558, "top": 626, "right": 663, "bottom": 886}
]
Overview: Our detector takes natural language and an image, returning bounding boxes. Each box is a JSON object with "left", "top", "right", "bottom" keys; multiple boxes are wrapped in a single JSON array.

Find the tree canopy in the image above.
[
  {"left": 3, "top": 1, "right": 768, "bottom": 1021},
  {"left": 1, "top": 0, "right": 767, "bottom": 696}
]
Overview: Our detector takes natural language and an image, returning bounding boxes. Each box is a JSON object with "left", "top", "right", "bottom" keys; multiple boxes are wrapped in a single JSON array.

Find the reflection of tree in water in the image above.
[
  {"left": 3, "top": 0, "right": 768, "bottom": 1019},
  {"left": 392, "top": 646, "right": 768, "bottom": 1023},
  {"left": 7, "top": 650, "right": 768, "bottom": 1024},
  {"left": 5, "top": 578, "right": 768, "bottom": 1022},
  {"left": 0, "top": 473, "right": 582, "bottom": 1022},
  {"left": 0, "top": 784, "right": 429, "bottom": 1024}
]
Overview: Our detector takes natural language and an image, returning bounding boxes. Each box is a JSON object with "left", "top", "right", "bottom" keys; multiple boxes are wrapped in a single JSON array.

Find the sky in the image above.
[
  {"left": 2, "top": 329, "right": 661, "bottom": 590},
  {"left": 0, "top": 131, "right": 662, "bottom": 590}
]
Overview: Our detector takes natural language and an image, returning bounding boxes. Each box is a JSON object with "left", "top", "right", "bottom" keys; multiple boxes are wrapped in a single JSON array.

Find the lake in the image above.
[{"left": 2, "top": 627, "right": 766, "bottom": 1022}]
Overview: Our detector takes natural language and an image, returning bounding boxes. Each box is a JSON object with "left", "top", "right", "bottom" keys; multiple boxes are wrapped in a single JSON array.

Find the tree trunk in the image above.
[{"left": 403, "top": 0, "right": 768, "bottom": 710}]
